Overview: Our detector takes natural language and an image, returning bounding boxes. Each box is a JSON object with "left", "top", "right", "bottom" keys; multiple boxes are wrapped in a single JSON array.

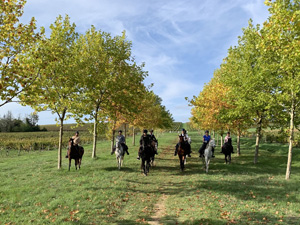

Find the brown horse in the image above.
[
  {"left": 178, "top": 135, "right": 188, "bottom": 171},
  {"left": 150, "top": 140, "right": 158, "bottom": 167},
  {"left": 68, "top": 138, "right": 84, "bottom": 171}
]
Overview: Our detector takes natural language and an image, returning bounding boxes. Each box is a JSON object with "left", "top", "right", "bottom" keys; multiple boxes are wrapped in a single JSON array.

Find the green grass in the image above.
[{"left": 0, "top": 132, "right": 300, "bottom": 224}]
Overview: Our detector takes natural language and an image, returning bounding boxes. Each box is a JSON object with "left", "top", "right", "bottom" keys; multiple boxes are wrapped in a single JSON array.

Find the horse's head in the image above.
[
  {"left": 208, "top": 139, "right": 216, "bottom": 148},
  {"left": 178, "top": 134, "right": 184, "bottom": 142}
]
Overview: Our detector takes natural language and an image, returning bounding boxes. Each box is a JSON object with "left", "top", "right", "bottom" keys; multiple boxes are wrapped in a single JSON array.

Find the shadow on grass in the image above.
[{"left": 102, "top": 166, "right": 136, "bottom": 172}]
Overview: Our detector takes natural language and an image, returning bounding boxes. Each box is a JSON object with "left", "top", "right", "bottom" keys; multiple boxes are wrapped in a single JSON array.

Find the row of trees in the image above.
[
  {"left": 0, "top": 111, "right": 44, "bottom": 132},
  {"left": 1, "top": 0, "right": 173, "bottom": 168},
  {"left": 188, "top": 0, "right": 300, "bottom": 179}
]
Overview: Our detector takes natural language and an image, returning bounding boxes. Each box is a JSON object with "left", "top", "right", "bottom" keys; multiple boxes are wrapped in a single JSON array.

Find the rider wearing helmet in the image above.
[
  {"left": 149, "top": 129, "right": 158, "bottom": 155},
  {"left": 137, "top": 129, "right": 151, "bottom": 160},
  {"left": 174, "top": 128, "right": 191, "bottom": 157},
  {"left": 199, "top": 130, "right": 215, "bottom": 158}
]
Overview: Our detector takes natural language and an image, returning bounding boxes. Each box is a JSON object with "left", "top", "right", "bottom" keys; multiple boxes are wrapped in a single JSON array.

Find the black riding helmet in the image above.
[{"left": 143, "top": 129, "right": 148, "bottom": 133}]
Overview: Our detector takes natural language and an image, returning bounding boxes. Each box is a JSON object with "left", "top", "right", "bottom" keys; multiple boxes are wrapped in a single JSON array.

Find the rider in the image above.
[
  {"left": 66, "top": 131, "right": 80, "bottom": 158},
  {"left": 220, "top": 131, "right": 234, "bottom": 154},
  {"left": 199, "top": 130, "right": 215, "bottom": 158},
  {"left": 149, "top": 129, "right": 158, "bottom": 155},
  {"left": 137, "top": 129, "right": 151, "bottom": 160},
  {"left": 174, "top": 129, "right": 191, "bottom": 157},
  {"left": 116, "top": 130, "right": 129, "bottom": 155}
]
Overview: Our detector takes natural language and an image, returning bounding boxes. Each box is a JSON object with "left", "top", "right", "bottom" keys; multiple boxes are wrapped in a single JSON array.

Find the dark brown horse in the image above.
[
  {"left": 68, "top": 138, "right": 84, "bottom": 171},
  {"left": 178, "top": 135, "right": 188, "bottom": 171},
  {"left": 221, "top": 139, "right": 233, "bottom": 164},
  {"left": 150, "top": 140, "right": 158, "bottom": 167},
  {"left": 140, "top": 144, "right": 154, "bottom": 176}
]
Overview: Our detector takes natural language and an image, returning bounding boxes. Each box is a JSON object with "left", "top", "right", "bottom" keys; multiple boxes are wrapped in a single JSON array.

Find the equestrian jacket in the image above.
[{"left": 116, "top": 135, "right": 126, "bottom": 144}]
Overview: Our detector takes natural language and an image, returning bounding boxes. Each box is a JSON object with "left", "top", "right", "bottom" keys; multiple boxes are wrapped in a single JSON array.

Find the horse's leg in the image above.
[
  {"left": 225, "top": 154, "right": 227, "bottom": 164},
  {"left": 205, "top": 157, "right": 209, "bottom": 173},
  {"left": 229, "top": 154, "right": 231, "bottom": 164},
  {"left": 75, "top": 159, "right": 78, "bottom": 170},
  {"left": 69, "top": 158, "right": 71, "bottom": 171}
]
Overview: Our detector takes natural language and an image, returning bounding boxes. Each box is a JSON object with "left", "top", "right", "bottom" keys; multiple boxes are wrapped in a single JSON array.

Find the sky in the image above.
[{"left": 1, "top": 0, "right": 270, "bottom": 125}]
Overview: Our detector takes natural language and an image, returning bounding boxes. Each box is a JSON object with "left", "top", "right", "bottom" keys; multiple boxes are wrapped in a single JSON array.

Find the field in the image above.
[{"left": 0, "top": 131, "right": 300, "bottom": 224}]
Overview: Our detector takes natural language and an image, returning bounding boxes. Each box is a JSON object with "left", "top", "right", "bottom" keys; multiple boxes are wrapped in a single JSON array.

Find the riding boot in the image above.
[
  {"left": 212, "top": 147, "right": 215, "bottom": 158},
  {"left": 65, "top": 150, "right": 69, "bottom": 158},
  {"left": 111, "top": 147, "right": 115, "bottom": 155},
  {"left": 174, "top": 144, "right": 178, "bottom": 156},
  {"left": 125, "top": 149, "right": 129, "bottom": 155},
  {"left": 137, "top": 148, "right": 141, "bottom": 160}
]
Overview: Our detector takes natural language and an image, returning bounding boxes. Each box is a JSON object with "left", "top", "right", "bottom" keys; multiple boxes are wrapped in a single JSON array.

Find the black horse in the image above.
[
  {"left": 177, "top": 135, "right": 189, "bottom": 171},
  {"left": 140, "top": 144, "right": 155, "bottom": 176},
  {"left": 68, "top": 138, "right": 84, "bottom": 171},
  {"left": 221, "top": 138, "right": 233, "bottom": 164}
]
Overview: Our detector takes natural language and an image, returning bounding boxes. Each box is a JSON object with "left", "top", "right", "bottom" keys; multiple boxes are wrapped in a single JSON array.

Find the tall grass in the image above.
[{"left": 0, "top": 131, "right": 299, "bottom": 224}]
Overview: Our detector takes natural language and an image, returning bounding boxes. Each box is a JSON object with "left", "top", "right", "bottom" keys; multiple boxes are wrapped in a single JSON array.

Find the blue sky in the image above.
[{"left": 1, "top": 0, "right": 270, "bottom": 125}]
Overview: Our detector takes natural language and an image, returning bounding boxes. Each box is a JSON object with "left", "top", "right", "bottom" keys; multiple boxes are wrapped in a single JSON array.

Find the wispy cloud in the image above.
[{"left": 12, "top": 0, "right": 270, "bottom": 123}]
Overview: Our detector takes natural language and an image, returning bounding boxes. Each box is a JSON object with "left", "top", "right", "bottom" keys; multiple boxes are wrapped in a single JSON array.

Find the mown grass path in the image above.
[{"left": 0, "top": 131, "right": 300, "bottom": 224}]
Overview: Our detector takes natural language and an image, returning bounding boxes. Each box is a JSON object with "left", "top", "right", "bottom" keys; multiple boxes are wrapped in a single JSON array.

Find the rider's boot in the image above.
[
  {"left": 65, "top": 150, "right": 69, "bottom": 158},
  {"left": 174, "top": 145, "right": 178, "bottom": 156},
  {"left": 126, "top": 149, "right": 129, "bottom": 155}
]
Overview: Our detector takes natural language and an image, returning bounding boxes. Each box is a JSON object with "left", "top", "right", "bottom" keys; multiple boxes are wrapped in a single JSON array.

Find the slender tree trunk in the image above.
[
  {"left": 132, "top": 126, "right": 135, "bottom": 146},
  {"left": 124, "top": 123, "right": 127, "bottom": 139},
  {"left": 57, "top": 109, "right": 66, "bottom": 169},
  {"left": 213, "top": 130, "right": 215, "bottom": 139},
  {"left": 237, "top": 131, "right": 241, "bottom": 156},
  {"left": 220, "top": 135, "right": 223, "bottom": 147},
  {"left": 111, "top": 129, "right": 115, "bottom": 151},
  {"left": 254, "top": 117, "right": 262, "bottom": 164},
  {"left": 286, "top": 104, "right": 295, "bottom": 180},
  {"left": 92, "top": 107, "right": 99, "bottom": 158},
  {"left": 58, "top": 118, "right": 64, "bottom": 169}
]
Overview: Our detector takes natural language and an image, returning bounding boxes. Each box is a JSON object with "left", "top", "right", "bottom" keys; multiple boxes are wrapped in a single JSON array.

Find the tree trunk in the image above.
[
  {"left": 132, "top": 126, "right": 135, "bottom": 146},
  {"left": 237, "top": 131, "right": 241, "bottom": 156},
  {"left": 254, "top": 117, "right": 262, "bottom": 164},
  {"left": 220, "top": 135, "right": 223, "bottom": 147},
  {"left": 92, "top": 107, "right": 99, "bottom": 158},
  {"left": 124, "top": 123, "right": 127, "bottom": 139},
  {"left": 286, "top": 104, "right": 295, "bottom": 180},
  {"left": 111, "top": 129, "right": 115, "bottom": 151},
  {"left": 58, "top": 118, "right": 64, "bottom": 169}
]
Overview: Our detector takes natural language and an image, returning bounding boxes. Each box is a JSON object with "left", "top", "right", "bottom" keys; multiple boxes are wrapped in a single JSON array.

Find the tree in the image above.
[
  {"left": 220, "top": 20, "right": 277, "bottom": 164},
  {"left": 261, "top": 0, "right": 300, "bottom": 179},
  {"left": 73, "top": 27, "right": 148, "bottom": 158},
  {"left": 20, "top": 15, "right": 79, "bottom": 169},
  {"left": 0, "top": 0, "right": 42, "bottom": 107}
]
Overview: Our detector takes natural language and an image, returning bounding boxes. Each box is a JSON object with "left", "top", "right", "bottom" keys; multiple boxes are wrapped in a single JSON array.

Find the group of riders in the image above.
[
  {"left": 174, "top": 129, "right": 234, "bottom": 158},
  {"left": 66, "top": 128, "right": 234, "bottom": 159},
  {"left": 110, "top": 129, "right": 158, "bottom": 159}
]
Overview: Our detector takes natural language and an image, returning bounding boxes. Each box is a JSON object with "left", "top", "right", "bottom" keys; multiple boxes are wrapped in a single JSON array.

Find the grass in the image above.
[{"left": 0, "top": 131, "right": 299, "bottom": 224}]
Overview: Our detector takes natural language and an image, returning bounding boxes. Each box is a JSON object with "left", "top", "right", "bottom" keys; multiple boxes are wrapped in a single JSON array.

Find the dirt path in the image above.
[{"left": 148, "top": 194, "right": 168, "bottom": 225}]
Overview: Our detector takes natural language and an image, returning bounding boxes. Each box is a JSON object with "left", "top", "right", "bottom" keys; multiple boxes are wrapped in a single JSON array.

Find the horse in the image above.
[
  {"left": 221, "top": 139, "right": 233, "bottom": 164},
  {"left": 178, "top": 135, "right": 189, "bottom": 171},
  {"left": 140, "top": 144, "right": 154, "bottom": 176},
  {"left": 184, "top": 137, "right": 192, "bottom": 165},
  {"left": 150, "top": 140, "right": 158, "bottom": 167},
  {"left": 115, "top": 140, "right": 125, "bottom": 170},
  {"left": 202, "top": 139, "right": 215, "bottom": 173},
  {"left": 68, "top": 138, "right": 84, "bottom": 171}
]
